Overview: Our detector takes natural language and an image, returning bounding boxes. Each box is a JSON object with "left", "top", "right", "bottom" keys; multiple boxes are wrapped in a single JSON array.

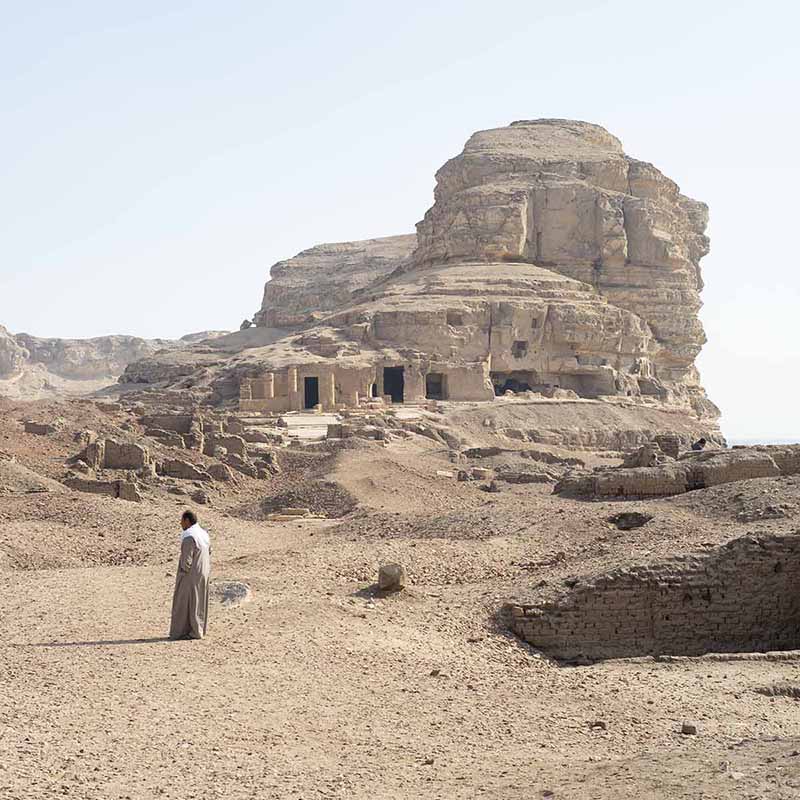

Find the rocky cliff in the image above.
[
  {"left": 254, "top": 235, "right": 415, "bottom": 328},
  {"left": 0, "top": 326, "right": 228, "bottom": 399},
  {"left": 122, "top": 118, "right": 719, "bottom": 425},
  {"left": 414, "top": 119, "right": 709, "bottom": 391}
]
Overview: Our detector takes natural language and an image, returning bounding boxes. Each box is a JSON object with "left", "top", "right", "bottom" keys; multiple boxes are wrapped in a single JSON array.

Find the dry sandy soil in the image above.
[{"left": 2, "top": 398, "right": 800, "bottom": 799}]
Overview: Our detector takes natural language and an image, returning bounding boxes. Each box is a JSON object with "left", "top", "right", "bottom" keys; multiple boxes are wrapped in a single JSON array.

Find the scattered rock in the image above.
[
  {"left": 158, "top": 459, "right": 213, "bottom": 482},
  {"left": 73, "top": 429, "right": 98, "bottom": 446},
  {"left": 191, "top": 489, "right": 210, "bottom": 505},
  {"left": 206, "top": 434, "right": 248, "bottom": 459},
  {"left": 378, "top": 563, "right": 407, "bottom": 591},
  {"left": 622, "top": 441, "right": 673, "bottom": 468},
  {"left": 224, "top": 453, "right": 258, "bottom": 478},
  {"left": 24, "top": 420, "right": 59, "bottom": 435},
  {"left": 145, "top": 428, "right": 186, "bottom": 448},
  {"left": 210, "top": 580, "right": 251, "bottom": 607},
  {"left": 681, "top": 721, "right": 698, "bottom": 735},
  {"left": 607, "top": 511, "right": 653, "bottom": 530},
  {"left": 207, "top": 463, "right": 234, "bottom": 482}
]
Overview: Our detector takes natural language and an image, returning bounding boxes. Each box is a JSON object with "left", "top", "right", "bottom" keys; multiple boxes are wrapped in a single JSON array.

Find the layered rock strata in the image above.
[
  {"left": 254, "top": 235, "right": 415, "bottom": 328},
  {"left": 125, "top": 118, "right": 719, "bottom": 428},
  {"left": 412, "top": 119, "right": 711, "bottom": 410},
  {"left": 0, "top": 326, "right": 228, "bottom": 398}
]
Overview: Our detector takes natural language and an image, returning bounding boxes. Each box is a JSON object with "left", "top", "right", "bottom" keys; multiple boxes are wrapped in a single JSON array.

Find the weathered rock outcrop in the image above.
[
  {"left": 121, "top": 118, "right": 720, "bottom": 430},
  {"left": 0, "top": 326, "right": 230, "bottom": 399},
  {"left": 10, "top": 333, "right": 175, "bottom": 381},
  {"left": 245, "top": 120, "right": 714, "bottom": 413},
  {"left": 254, "top": 235, "right": 415, "bottom": 328},
  {"left": 412, "top": 119, "right": 711, "bottom": 409},
  {"left": 0, "top": 326, "right": 27, "bottom": 378}
]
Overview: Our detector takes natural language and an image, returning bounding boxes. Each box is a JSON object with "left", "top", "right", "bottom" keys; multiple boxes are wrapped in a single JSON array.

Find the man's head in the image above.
[{"left": 181, "top": 510, "right": 198, "bottom": 531}]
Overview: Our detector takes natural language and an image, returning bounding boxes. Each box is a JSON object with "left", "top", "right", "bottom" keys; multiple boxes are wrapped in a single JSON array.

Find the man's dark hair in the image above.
[{"left": 182, "top": 510, "right": 198, "bottom": 526}]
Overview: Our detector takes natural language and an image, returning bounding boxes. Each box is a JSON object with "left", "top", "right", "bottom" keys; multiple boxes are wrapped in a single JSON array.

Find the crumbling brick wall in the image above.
[
  {"left": 103, "top": 440, "right": 150, "bottom": 470},
  {"left": 81, "top": 438, "right": 151, "bottom": 471},
  {"left": 556, "top": 445, "right": 800, "bottom": 499},
  {"left": 63, "top": 476, "right": 142, "bottom": 502},
  {"left": 508, "top": 534, "right": 800, "bottom": 662},
  {"left": 139, "top": 413, "right": 204, "bottom": 450}
]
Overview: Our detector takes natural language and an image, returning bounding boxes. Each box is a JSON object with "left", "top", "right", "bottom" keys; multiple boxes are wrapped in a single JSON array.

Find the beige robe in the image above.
[{"left": 169, "top": 533, "right": 211, "bottom": 639}]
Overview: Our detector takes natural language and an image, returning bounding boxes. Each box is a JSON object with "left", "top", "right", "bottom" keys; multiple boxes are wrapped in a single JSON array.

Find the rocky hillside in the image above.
[
  {"left": 0, "top": 325, "right": 227, "bottom": 399},
  {"left": 253, "top": 234, "right": 415, "bottom": 328},
  {"left": 120, "top": 118, "right": 719, "bottom": 426}
]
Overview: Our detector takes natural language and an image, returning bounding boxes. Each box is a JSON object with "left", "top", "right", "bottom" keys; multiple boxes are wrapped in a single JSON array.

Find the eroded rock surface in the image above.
[
  {"left": 121, "top": 118, "right": 720, "bottom": 434},
  {"left": 412, "top": 119, "right": 712, "bottom": 412},
  {"left": 254, "top": 235, "right": 415, "bottom": 328},
  {"left": 0, "top": 326, "right": 228, "bottom": 399}
]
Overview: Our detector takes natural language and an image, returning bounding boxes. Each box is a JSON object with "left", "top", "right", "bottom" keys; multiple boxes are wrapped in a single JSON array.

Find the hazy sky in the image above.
[{"left": 2, "top": 1, "right": 797, "bottom": 440}]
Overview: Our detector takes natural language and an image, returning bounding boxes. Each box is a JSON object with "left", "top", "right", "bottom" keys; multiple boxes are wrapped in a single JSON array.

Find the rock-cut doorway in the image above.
[
  {"left": 383, "top": 367, "right": 404, "bottom": 403},
  {"left": 304, "top": 376, "right": 319, "bottom": 409}
]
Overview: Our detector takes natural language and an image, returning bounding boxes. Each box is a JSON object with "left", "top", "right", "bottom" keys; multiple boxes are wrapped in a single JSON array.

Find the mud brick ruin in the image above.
[{"left": 508, "top": 533, "right": 800, "bottom": 663}]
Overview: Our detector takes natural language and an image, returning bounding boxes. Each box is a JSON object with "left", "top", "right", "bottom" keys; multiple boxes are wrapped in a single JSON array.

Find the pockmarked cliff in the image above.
[{"left": 123, "top": 119, "right": 720, "bottom": 431}]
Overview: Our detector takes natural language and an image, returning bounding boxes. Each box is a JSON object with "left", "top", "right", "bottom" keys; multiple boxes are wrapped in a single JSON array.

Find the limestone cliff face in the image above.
[
  {"left": 10, "top": 333, "right": 176, "bottom": 380},
  {"left": 413, "top": 119, "right": 710, "bottom": 391},
  {"left": 0, "top": 326, "right": 27, "bottom": 378},
  {"left": 126, "top": 118, "right": 717, "bottom": 423},
  {"left": 254, "top": 235, "right": 415, "bottom": 328},
  {"left": 0, "top": 326, "right": 229, "bottom": 398}
]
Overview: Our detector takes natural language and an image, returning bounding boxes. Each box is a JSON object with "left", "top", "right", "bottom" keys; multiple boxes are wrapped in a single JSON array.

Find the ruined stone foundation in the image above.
[{"left": 508, "top": 534, "right": 800, "bottom": 663}]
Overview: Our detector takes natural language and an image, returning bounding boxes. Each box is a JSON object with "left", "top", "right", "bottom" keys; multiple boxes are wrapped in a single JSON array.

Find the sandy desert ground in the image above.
[{"left": 2, "top": 397, "right": 800, "bottom": 799}]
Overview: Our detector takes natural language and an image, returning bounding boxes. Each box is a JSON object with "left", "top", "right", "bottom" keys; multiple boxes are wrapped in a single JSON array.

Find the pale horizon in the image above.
[{"left": 2, "top": 1, "right": 797, "bottom": 441}]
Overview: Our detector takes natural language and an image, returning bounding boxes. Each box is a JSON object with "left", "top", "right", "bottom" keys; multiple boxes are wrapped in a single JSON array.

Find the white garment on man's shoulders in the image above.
[{"left": 181, "top": 523, "right": 210, "bottom": 550}]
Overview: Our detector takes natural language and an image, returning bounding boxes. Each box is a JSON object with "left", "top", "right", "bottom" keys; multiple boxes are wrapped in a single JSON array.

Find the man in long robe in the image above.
[{"left": 169, "top": 510, "right": 211, "bottom": 640}]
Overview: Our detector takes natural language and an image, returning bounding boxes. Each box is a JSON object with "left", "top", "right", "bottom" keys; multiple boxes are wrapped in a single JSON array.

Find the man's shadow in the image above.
[{"left": 17, "top": 637, "right": 172, "bottom": 648}]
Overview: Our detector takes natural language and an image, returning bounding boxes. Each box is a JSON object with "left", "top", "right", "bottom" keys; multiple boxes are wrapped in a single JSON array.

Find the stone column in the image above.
[
  {"left": 264, "top": 372, "right": 275, "bottom": 400},
  {"left": 322, "top": 372, "right": 336, "bottom": 410},
  {"left": 239, "top": 379, "right": 252, "bottom": 402},
  {"left": 288, "top": 367, "right": 302, "bottom": 411},
  {"left": 405, "top": 366, "right": 426, "bottom": 403}
]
